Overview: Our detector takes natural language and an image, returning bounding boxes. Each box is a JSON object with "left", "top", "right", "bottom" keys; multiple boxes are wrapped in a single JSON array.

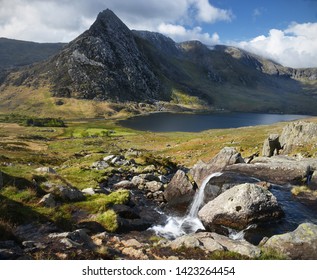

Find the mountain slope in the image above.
[{"left": 1, "top": 9, "right": 317, "bottom": 116}]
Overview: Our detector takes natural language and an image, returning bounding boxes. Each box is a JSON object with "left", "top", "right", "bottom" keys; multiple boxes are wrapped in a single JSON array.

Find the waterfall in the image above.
[{"left": 150, "top": 172, "right": 222, "bottom": 239}]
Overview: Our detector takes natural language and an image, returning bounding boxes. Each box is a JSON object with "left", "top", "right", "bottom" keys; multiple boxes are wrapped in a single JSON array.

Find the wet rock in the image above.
[
  {"left": 38, "top": 193, "right": 56, "bottom": 208},
  {"left": 112, "top": 204, "right": 140, "bottom": 219},
  {"left": 263, "top": 223, "right": 317, "bottom": 259},
  {"left": 158, "top": 175, "right": 169, "bottom": 184},
  {"left": 190, "top": 147, "right": 245, "bottom": 186},
  {"left": 14, "top": 223, "right": 59, "bottom": 242},
  {"left": 198, "top": 183, "right": 284, "bottom": 230},
  {"left": 164, "top": 170, "right": 195, "bottom": 207}
]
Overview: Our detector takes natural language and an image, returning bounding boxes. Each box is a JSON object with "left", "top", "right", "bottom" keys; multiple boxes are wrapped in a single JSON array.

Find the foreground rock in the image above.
[
  {"left": 190, "top": 147, "right": 245, "bottom": 186},
  {"left": 263, "top": 223, "right": 317, "bottom": 259},
  {"left": 164, "top": 170, "right": 195, "bottom": 208},
  {"left": 169, "top": 232, "right": 261, "bottom": 258},
  {"left": 198, "top": 183, "right": 284, "bottom": 231}
]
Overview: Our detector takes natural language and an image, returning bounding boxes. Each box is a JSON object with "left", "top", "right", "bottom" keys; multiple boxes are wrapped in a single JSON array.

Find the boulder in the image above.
[
  {"left": 56, "top": 185, "right": 85, "bottom": 201},
  {"left": 262, "top": 134, "right": 282, "bottom": 157},
  {"left": 190, "top": 147, "right": 245, "bottom": 186},
  {"left": 203, "top": 171, "right": 260, "bottom": 203},
  {"left": 38, "top": 193, "right": 56, "bottom": 208},
  {"left": 131, "top": 176, "right": 146, "bottom": 188},
  {"left": 164, "top": 170, "right": 195, "bottom": 207},
  {"left": 198, "top": 183, "right": 284, "bottom": 230},
  {"left": 263, "top": 223, "right": 317, "bottom": 259},
  {"left": 82, "top": 188, "right": 96, "bottom": 195},
  {"left": 280, "top": 121, "right": 317, "bottom": 154}
]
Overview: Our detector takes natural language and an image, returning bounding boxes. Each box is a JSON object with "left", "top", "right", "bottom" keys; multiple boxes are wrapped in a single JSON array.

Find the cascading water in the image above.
[{"left": 150, "top": 172, "right": 222, "bottom": 239}]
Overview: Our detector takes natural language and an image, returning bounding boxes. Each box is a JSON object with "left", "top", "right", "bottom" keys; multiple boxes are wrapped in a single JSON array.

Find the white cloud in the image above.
[
  {"left": 0, "top": 0, "right": 232, "bottom": 43},
  {"left": 193, "top": 0, "right": 233, "bottom": 23},
  {"left": 158, "top": 23, "right": 220, "bottom": 45},
  {"left": 235, "top": 22, "right": 317, "bottom": 68}
]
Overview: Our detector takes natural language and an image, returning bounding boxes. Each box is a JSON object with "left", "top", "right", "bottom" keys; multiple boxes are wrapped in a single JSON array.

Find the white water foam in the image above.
[{"left": 150, "top": 172, "right": 222, "bottom": 239}]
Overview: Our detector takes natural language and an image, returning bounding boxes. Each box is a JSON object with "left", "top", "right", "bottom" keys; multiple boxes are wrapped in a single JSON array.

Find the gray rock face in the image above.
[
  {"left": 198, "top": 183, "right": 284, "bottom": 230},
  {"left": 263, "top": 223, "right": 317, "bottom": 259},
  {"left": 50, "top": 9, "right": 163, "bottom": 102},
  {"left": 164, "top": 170, "right": 194, "bottom": 207},
  {"left": 190, "top": 147, "right": 245, "bottom": 186},
  {"left": 280, "top": 121, "right": 317, "bottom": 154},
  {"left": 169, "top": 232, "right": 261, "bottom": 258},
  {"left": 226, "top": 155, "right": 317, "bottom": 187}
]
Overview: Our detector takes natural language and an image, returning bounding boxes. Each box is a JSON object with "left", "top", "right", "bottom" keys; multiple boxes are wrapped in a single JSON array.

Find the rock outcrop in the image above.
[
  {"left": 169, "top": 231, "right": 261, "bottom": 258},
  {"left": 198, "top": 183, "right": 284, "bottom": 230},
  {"left": 280, "top": 121, "right": 317, "bottom": 154},
  {"left": 263, "top": 223, "right": 317, "bottom": 259},
  {"left": 190, "top": 147, "right": 245, "bottom": 186}
]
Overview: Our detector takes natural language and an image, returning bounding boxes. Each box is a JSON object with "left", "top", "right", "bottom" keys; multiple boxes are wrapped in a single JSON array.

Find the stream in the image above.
[{"left": 150, "top": 173, "right": 317, "bottom": 245}]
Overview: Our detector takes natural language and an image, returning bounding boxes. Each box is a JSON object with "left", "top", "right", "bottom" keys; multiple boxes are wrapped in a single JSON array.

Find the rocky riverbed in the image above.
[{"left": 1, "top": 121, "right": 317, "bottom": 260}]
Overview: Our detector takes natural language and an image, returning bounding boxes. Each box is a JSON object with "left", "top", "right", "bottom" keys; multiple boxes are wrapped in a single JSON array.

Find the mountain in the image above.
[{"left": 1, "top": 9, "right": 317, "bottom": 116}]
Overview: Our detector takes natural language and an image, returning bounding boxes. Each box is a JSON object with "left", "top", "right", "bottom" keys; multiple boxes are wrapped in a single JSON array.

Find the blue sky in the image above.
[{"left": 0, "top": 0, "right": 316, "bottom": 68}]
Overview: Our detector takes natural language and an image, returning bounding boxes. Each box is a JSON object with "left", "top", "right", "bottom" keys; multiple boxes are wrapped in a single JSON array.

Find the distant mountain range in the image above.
[{"left": 1, "top": 9, "right": 317, "bottom": 116}]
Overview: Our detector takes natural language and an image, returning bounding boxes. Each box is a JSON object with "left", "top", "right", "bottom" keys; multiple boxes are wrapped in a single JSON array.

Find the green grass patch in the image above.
[{"left": 94, "top": 210, "right": 118, "bottom": 232}]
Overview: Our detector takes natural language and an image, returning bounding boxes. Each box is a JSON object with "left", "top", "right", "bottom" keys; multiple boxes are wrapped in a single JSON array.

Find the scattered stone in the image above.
[
  {"left": 103, "top": 155, "right": 116, "bottom": 162},
  {"left": 113, "top": 180, "right": 134, "bottom": 189},
  {"left": 82, "top": 188, "right": 96, "bottom": 195},
  {"left": 122, "top": 239, "right": 143, "bottom": 248},
  {"left": 198, "top": 183, "right": 284, "bottom": 230},
  {"left": 91, "top": 161, "right": 109, "bottom": 170},
  {"left": 131, "top": 176, "right": 146, "bottom": 188},
  {"left": 263, "top": 223, "right": 317, "bottom": 259},
  {"left": 56, "top": 185, "right": 85, "bottom": 201},
  {"left": 145, "top": 181, "right": 163, "bottom": 193},
  {"left": 35, "top": 167, "right": 56, "bottom": 174},
  {"left": 122, "top": 247, "right": 149, "bottom": 260},
  {"left": 38, "top": 193, "right": 56, "bottom": 208}
]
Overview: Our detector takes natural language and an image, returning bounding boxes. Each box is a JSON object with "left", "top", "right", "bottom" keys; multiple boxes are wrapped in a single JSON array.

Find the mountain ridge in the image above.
[{"left": 1, "top": 9, "right": 317, "bottom": 116}]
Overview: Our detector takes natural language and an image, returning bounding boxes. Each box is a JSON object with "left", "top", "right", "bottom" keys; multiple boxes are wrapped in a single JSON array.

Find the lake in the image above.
[{"left": 119, "top": 112, "right": 309, "bottom": 132}]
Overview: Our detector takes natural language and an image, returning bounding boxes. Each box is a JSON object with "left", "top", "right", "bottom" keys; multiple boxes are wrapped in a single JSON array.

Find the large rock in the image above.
[
  {"left": 262, "top": 134, "right": 282, "bottom": 157},
  {"left": 190, "top": 147, "right": 245, "bottom": 186},
  {"left": 203, "top": 172, "right": 260, "bottom": 203},
  {"left": 226, "top": 156, "right": 317, "bottom": 187},
  {"left": 263, "top": 223, "right": 317, "bottom": 259},
  {"left": 198, "top": 183, "right": 284, "bottom": 230},
  {"left": 164, "top": 170, "right": 195, "bottom": 207},
  {"left": 280, "top": 121, "right": 317, "bottom": 154},
  {"left": 38, "top": 193, "right": 56, "bottom": 208},
  {"left": 169, "top": 232, "right": 261, "bottom": 258}
]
